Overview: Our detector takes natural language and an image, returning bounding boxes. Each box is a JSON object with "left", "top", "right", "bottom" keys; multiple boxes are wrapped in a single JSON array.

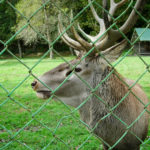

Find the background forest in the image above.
[{"left": 0, "top": 0, "right": 150, "bottom": 59}]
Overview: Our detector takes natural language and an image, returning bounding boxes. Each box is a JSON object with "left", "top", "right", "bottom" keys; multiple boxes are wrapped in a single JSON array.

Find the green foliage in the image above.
[
  {"left": 14, "top": 0, "right": 48, "bottom": 45},
  {"left": 14, "top": 0, "right": 68, "bottom": 46},
  {"left": 0, "top": 0, "right": 18, "bottom": 41}
]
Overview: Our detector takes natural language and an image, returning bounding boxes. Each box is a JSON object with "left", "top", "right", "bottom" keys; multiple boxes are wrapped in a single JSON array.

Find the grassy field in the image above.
[{"left": 0, "top": 56, "right": 150, "bottom": 150}]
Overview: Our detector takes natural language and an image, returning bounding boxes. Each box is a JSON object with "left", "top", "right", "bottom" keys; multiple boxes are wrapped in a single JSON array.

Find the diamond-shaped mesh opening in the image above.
[{"left": 0, "top": 0, "right": 150, "bottom": 149}]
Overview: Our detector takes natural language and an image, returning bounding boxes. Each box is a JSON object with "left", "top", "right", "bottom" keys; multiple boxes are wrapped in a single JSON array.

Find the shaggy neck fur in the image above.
[
  {"left": 90, "top": 66, "right": 128, "bottom": 123},
  {"left": 79, "top": 65, "right": 128, "bottom": 125},
  {"left": 78, "top": 65, "right": 134, "bottom": 147}
]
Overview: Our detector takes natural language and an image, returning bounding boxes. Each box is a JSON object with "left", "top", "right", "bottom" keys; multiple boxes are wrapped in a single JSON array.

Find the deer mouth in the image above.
[{"left": 36, "top": 90, "right": 51, "bottom": 99}]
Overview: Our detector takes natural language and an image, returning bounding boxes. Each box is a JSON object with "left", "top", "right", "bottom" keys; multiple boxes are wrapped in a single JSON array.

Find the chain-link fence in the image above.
[{"left": 0, "top": 0, "right": 150, "bottom": 150}]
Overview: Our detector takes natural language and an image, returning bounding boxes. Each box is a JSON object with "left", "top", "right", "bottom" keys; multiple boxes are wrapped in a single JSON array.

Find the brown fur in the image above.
[{"left": 84, "top": 66, "right": 149, "bottom": 150}]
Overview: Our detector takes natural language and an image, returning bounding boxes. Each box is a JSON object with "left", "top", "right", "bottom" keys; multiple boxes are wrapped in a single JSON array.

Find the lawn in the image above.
[{"left": 0, "top": 56, "right": 150, "bottom": 150}]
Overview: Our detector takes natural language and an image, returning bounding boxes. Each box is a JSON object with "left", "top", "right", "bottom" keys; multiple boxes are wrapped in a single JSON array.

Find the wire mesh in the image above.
[{"left": 0, "top": 0, "right": 150, "bottom": 150}]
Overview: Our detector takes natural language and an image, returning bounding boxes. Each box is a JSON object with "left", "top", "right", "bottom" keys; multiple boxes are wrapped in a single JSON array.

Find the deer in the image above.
[{"left": 31, "top": 0, "right": 149, "bottom": 149}]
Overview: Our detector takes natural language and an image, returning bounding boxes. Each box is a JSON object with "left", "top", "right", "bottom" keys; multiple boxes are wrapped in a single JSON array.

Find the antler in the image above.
[
  {"left": 58, "top": 14, "right": 86, "bottom": 51},
  {"left": 58, "top": 0, "right": 146, "bottom": 55},
  {"left": 109, "top": 0, "right": 128, "bottom": 22}
]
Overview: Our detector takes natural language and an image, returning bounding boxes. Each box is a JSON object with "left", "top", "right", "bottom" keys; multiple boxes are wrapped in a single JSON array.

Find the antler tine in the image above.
[
  {"left": 77, "top": 23, "right": 107, "bottom": 43},
  {"left": 77, "top": 0, "right": 107, "bottom": 47},
  {"left": 71, "top": 26, "right": 93, "bottom": 51},
  {"left": 88, "top": 0, "right": 101, "bottom": 23},
  {"left": 89, "top": 0, "right": 105, "bottom": 33},
  {"left": 58, "top": 28, "right": 79, "bottom": 50},
  {"left": 58, "top": 14, "right": 86, "bottom": 51},
  {"left": 120, "top": 0, "right": 145, "bottom": 34},
  {"left": 89, "top": 0, "right": 106, "bottom": 38},
  {"left": 109, "top": 0, "right": 128, "bottom": 22},
  {"left": 70, "top": 10, "right": 92, "bottom": 51}
]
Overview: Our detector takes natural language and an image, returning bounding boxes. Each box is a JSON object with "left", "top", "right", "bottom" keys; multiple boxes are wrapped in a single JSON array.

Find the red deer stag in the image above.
[{"left": 32, "top": 0, "right": 149, "bottom": 149}]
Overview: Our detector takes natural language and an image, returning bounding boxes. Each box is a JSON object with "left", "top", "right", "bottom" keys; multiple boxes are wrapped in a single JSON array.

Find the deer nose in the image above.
[{"left": 31, "top": 81, "right": 37, "bottom": 87}]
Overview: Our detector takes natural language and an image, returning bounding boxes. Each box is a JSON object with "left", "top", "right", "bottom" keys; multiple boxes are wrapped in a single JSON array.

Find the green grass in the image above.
[{"left": 0, "top": 56, "right": 150, "bottom": 150}]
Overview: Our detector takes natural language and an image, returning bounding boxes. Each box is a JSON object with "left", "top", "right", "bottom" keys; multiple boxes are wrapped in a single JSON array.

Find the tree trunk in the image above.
[
  {"left": 49, "top": 44, "right": 53, "bottom": 59},
  {"left": 43, "top": 1, "right": 53, "bottom": 59},
  {"left": 18, "top": 40, "right": 22, "bottom": 58},
  {"left": 47, "top": 29, "right": 53, "bottom": 59}
]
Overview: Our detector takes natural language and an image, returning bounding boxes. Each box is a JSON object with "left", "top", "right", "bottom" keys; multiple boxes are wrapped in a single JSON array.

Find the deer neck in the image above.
[
  {"left": 79, "top": 65, "right": 128, "bottom": 126},
  {"left": 91, "top": 65, "right": 128, "bottom": 125}
]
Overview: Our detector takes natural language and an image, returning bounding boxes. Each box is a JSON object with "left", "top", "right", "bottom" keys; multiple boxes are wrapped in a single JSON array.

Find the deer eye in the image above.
[
  {"left": 66, "top": 68, "right": 82, "bottom": 77},
  {"left": 66, "top": 70, "right": 72, "bottom": 77},
  {"left": 75, "top": 67, "right": 82, "bottom": 72}
]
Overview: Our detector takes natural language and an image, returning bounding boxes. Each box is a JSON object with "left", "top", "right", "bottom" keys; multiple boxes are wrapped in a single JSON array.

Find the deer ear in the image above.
[{"left": 101, "top": 40, "right": 127, "bottom": 63}]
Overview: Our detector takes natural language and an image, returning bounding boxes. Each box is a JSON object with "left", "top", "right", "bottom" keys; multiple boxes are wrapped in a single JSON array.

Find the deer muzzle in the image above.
[{"left": 31, "top": 80, "right": 51, "bottom": 99}]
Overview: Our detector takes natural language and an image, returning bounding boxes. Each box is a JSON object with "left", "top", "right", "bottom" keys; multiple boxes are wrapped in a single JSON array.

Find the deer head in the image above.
[
  {"left": 31, "top": 39, "right": 127, "bottom": 107},
  {"left": 32, "top": 0, "right": 144, "bottom": 106}
]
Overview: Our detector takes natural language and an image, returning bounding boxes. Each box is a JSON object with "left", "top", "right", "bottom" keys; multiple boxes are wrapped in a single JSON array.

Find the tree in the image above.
[
  {"left": 14, "top": 0, "right": 61, "bottom": 59},
  {"left": 13, "top": 0, "right": 150, "bottom": 58},
  {"left": 0, "top": 0, "right": 18, "bottom": 41}
]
